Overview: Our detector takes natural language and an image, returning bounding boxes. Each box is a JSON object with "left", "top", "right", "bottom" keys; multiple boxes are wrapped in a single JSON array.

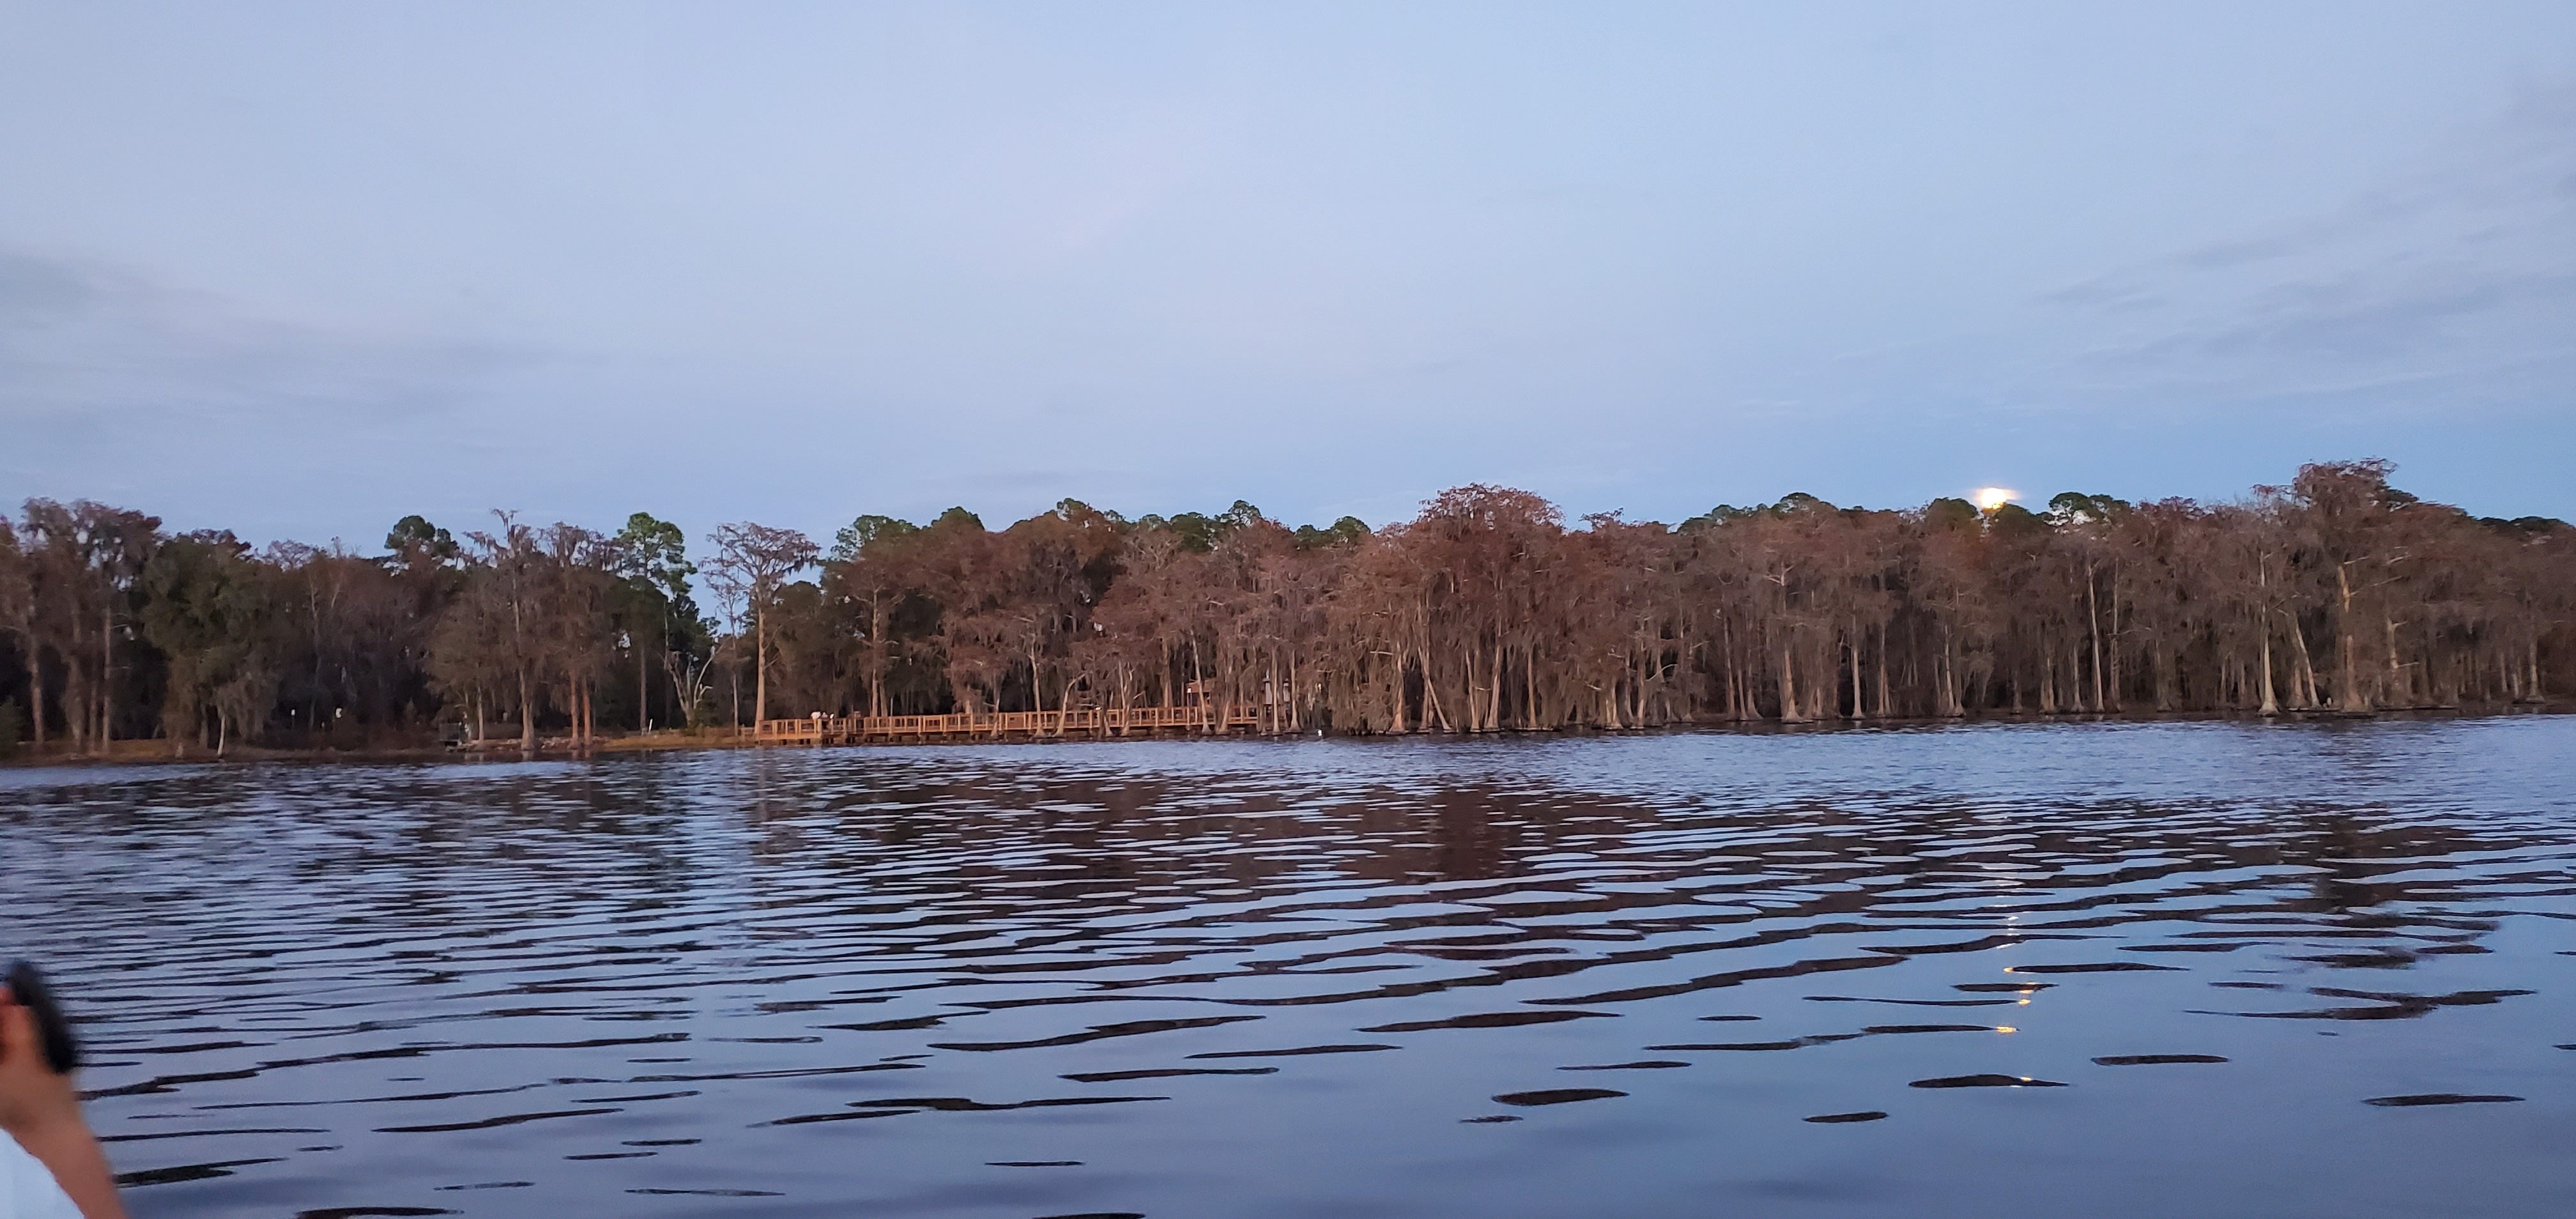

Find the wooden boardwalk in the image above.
[{"left": 753, "top": 705, "right": 1265, "bottom": 746}]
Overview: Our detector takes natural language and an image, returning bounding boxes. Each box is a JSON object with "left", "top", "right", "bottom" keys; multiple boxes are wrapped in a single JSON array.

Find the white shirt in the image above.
[{"left": 0, "top": 1133, "right": 80, "bottom": 1219}]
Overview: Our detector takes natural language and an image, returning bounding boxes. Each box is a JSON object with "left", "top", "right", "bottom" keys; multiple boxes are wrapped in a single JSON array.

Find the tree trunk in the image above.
[
  {"left": 1423, "top": 654, "right": 1453, "bottom": 732},
  {"left": 2087, "top": 568, "right": 2105, "bottom": 712},
  {"left": 754, "top": 605, "right": 770, "bottom": 726},
  {"left": 1847, "top": 619, "right": 1864, "bottom": 720},
  {"left": 871, "top": 602, "right": 889, "bottom": 717},
  {"left": 2108, "top": 571, "right": 2125, "bottom": 710},
  {"left": 1875, "top": 619, "right": 1891, "bottom": 718},
  {"left": 1485, "top": 642, "right": 1503, "bottom": 732},
  {"left": 2285, "top": 618, "right": 2317, "bottom": 708},
  {"left": 1387, "top": 648, "right": 1407, "bottom": 734},
  {"left": 1940, "top": 623, "right": 1959, "bottom": 717},
  {"left": 1460, "top": 641, "right": 1479, "bottom": 732},
  {"left": 2384, "top": 618, "right": 2407, "bottom": 708},
  {"left": 1524, "top": 643, "right": 1538, "bottom": 730},
  {"left": 24, "top": 650, "right": 42, "bottom": 748},
  {"left": 100, "top": 605, "right": 114, "bottom": 747},
  {"left": 67, "top": 641, "right": 87, "bottom": 753},
  {"left": 2335, "top": 564, "right": 2366, "bottom": 712},
  {"left": 2257, "top": 624, "right": 2280, "bottom": 716}
]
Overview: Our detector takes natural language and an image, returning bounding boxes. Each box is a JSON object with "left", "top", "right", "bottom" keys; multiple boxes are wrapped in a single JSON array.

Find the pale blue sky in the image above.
[{"left": 3, "top": 2, "right": 2571, "bottom": 546}]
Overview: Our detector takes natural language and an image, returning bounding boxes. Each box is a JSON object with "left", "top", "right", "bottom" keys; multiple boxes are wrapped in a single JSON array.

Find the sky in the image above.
[{"left": 3, "top": 2, "right": 2572, "bottom": 548}]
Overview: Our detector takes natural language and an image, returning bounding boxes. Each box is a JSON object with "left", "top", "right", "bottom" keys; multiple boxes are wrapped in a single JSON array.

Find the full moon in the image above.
[{"left": 1974, "top": 487, "right": 2018, "bottom": 511}]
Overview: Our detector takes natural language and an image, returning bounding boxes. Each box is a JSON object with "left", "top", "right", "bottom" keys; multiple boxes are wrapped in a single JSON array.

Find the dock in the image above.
[{"left": 753, "top": 705, "right": 1267, "bottom": 746}]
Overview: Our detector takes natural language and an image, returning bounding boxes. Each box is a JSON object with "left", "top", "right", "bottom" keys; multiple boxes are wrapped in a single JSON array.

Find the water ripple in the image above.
[{"left": 5, "top": 718, "right": 2573, "bottom": 1218}]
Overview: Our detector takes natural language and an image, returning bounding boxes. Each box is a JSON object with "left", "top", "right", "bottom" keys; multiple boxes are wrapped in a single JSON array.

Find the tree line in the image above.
[{"left": 0, "top": 459, "right": 2566, "bottom": 757}]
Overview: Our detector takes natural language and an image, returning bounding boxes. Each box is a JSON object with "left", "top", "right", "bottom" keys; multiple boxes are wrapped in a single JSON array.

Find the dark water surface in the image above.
[{"left": 4, "top": 719, "right": 2574, "bottom": 1218}]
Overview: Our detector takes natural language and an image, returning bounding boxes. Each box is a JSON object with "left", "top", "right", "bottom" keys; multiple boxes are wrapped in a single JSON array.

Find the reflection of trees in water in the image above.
[
  {"left": 572, "top": 759, "right": 2531, "bottom": 1009},
  {"left": 3, "top": 746, "right": 2538, "bottom": 1029},
  {"left": 3, "top": 730, "right": 2561, "bottom": 1211}
]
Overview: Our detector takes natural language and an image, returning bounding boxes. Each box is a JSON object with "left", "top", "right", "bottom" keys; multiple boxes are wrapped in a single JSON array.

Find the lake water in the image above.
[{"left": 3, "top": 718, "right": 2573, "bottom": 1218}]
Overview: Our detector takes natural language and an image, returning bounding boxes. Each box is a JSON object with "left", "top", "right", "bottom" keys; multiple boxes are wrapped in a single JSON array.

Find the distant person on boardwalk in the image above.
[{"left": 0, "top": 984, "right": 122, "bottom": 1219}]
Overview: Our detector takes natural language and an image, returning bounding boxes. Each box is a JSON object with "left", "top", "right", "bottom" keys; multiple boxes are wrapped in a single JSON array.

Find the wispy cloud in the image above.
[
  {"left": 0, "top": 249, "right": 538, "bottom": 431},
  {"left": 2030, "top": 83, "right": 2576, "bottom": 415}
]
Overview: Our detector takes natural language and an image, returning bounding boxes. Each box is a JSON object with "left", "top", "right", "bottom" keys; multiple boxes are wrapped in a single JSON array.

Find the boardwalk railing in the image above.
[{"left": 753, "top": 705, "right": 1265, "bottom": 746}]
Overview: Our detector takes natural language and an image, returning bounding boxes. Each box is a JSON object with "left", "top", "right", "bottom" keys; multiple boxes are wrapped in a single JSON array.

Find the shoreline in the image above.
[{"left": 5, "top": 702, "right": 2566, "bottom": 770}]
